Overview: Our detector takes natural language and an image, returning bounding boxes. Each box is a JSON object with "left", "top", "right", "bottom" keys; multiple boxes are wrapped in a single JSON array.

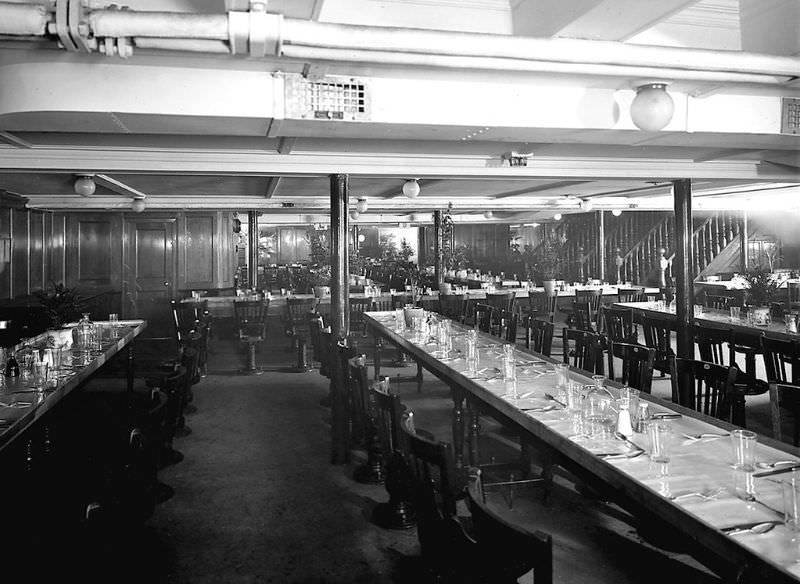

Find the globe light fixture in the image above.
[
  {"left": 553, "top": 213, "right": 562, "bottom": 221},
  {"left": 612, "top": 209, "right": 623, "bottom": 217},
  {"left": 630, "top": 83, "right": 674, "bottom": 131},
  {"left": 357, "top": 234, "right": 366, "bottom": 243},
  {"left": 483, "top": 210, "right": 494, "bottom": 219},
  {"left": 74, "top": 175, "right": 96, "bottom": 196},
  {"left": 579, "top": 199, "right": 593, "bottom": 212},
  {"left": 356, "top": 198, "right": 368, "bottom": 213},
  {"left": 131, "top": 198, "right": 146, "bottom": 213},
  {"left": 349, "top": 209, "right": 360, "bottom": 220},
  {"left": 402, "top": 179, "right": 420, "bottom": 199}
]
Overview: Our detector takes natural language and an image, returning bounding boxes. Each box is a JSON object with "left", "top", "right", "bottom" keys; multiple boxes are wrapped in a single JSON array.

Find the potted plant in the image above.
[
  {"left": 531, "top": 237, "right": 565, "bottom": 294},
  {"left": 34, "top": 281, "right": 85, "bottom": 329},
  {"left": 743, "top": 267, "right": 779, "bottom": 326}
]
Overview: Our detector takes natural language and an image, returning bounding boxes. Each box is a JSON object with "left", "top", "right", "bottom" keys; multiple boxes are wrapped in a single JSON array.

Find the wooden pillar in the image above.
[
  {"left": 740, "top": 211, "right": 749, "bottom": 271},
  {"left": 330, "top": 174, "right": 350, "bottom": 465},
  {"left": 434, "top": 209, "right": 443, "bottom": 288},
  {"left": 247, "top": 211, "right": 259, "bottom": 289},
  {"left": 673, "top": 179, "right": 695, "bottom": 406},
  {"left": 597, "top": 210, "right": 606, "bottom": 282}
]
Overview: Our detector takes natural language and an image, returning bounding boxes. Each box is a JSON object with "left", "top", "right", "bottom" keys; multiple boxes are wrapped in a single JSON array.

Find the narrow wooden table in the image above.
[
  {"left": 0, "top": 319, "right": 146, "bottom": 454},
  {"left": 364, "top": 310, "right": 800, "bottom": 583}
]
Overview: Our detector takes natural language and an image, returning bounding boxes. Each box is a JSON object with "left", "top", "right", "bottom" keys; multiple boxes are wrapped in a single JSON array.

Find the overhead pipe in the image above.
[
  {"left": 4, "top": 5, "right": 799, "bottom": 84},
  {"left": 279, "top": 46, "right": 791, "bottom": 85},
  {"left": 0, "top": 2, "right": 49, "bottom": 35}
]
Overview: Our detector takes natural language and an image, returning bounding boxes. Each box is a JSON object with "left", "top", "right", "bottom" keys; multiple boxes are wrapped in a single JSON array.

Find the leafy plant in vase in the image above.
[
  {"left": 531, "top": 237, "right": 565, "bottom": 294},
  {"left": 35, "top": 281, "right": 85, "bottom": 329},
  {"left": 743, "top": 267, "right": 779, "bottom": 326}
]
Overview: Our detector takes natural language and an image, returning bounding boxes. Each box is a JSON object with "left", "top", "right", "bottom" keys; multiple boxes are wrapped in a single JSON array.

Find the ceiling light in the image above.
[
  {"left": 553, "top": 213, "right": 562, "bottom": 221},
  {"left": 612, "top": 209, "right": 623, "bottom": 217},
  {"left": 579, "top": 199, "right": 593, "bottom": 211},
  {"left": 74, "top": 175, "right": 96, "bottom": 196},
  {"left": 630, "top": 83, "right": 674, "bottom": 131},
  {"left": 483, "top": 210, "right": 494, "bottom": 219},
  {"left": 131, "top": 198, "right": 146, "bottom": 213},
  {"left": 357, "top": 234, "right": 365, "bottom": 243},
  {"left": 402, "top": 179, "right": 420, "bottom": 199},
  {"left": 349, "top": 209, "right": 360, "bottom": 220},
  {"left": 356, "top": 198, "right": 368, "bottom": 213}
]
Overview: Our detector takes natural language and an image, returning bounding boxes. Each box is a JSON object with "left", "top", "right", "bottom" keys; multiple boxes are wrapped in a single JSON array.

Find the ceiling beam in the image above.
[
  {"left": 93, "top": 174, "right": 149, "bottom": 199},
  {"left": 692, "top": 149, "right": 765, "bottom": 163},
  {"left": 494, "top": 180, "right": 592, "bottom": 198},
  {"left": 264, "top": 176, "right": 281, "bottom": 198},
  {"left": 1, "top": 149, "right": 798, "bottom": 182}
]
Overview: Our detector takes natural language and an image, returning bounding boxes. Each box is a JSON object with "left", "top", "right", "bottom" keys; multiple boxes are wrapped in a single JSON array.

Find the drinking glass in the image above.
[
  {"left": 729, "top": 306, "right": 741, "bottom": 321},
  {"left": 730, "top": 429, "right": 757, "bottom": 472},
  {"left": 503, "top": 354, "right": 516, "bottom": 382},
  {"left": 582, "top": 385, "right": 613, "bottom": 438},
  {"left": 393, "top": 309, "right": 404, "bottom": 331},
  {"left": 564, "top": 382, "right": 583, "bottom": 414},
  {"left": 693, "top": 304, "right": 704, "bottom": 317},
  {"left": 648, "top": 420, "right": 672, "bottom": 464},
  {"left": 109, "top": 312, "right": 120, "bottom": 339},
  {"left": 32, "top": 360, "right": 49, "bottom": 388},
  {"left": 734, "top": 468, "right": 757, "bottom": 501},
  {"left": 786, "top": 313, "right": 799, "bottom": 335},
  {"left": 782, "top": 470, "right": 800, "bottom": 531},
  {"left": 554, "top": 363, "right": 569, "bottom": 392}
]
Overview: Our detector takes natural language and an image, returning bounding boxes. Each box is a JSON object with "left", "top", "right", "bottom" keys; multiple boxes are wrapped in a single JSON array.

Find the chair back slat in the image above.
[
  {"left": 562, "top": 328, "right": 604, "bottom": 375},
  {"left": 670, "top": 357, "right": 739, "bottom": 423},
  {"left": 607, "top": 340, "right": 655, "bottom": 394},
  {"left": 525, "top": 318, "right": 554, "bottom": 357}
]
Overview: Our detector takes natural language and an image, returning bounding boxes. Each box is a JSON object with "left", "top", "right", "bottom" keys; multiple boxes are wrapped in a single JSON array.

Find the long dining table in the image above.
[
  {"left": 0, "top": 319, "right": 146, "bottom": 454},
  {"left": 364, "top": 310, "right": 800, "bottom": 583},
  {"left": 615, "top": 300, "right": 799, "bottom": 341}
]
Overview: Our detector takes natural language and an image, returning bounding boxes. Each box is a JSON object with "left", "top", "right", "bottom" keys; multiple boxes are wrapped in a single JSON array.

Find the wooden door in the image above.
[{"left": 123, "top": 217, "right": 177, "bottom": 340}]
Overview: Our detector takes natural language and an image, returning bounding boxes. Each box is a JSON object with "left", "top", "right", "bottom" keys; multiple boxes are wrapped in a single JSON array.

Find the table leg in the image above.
[
  {"left": 467, "top": 401, "right": 480, "bottom": 467},
  {"left": 374, "top": 336, "right": 382, "bottom": 380},
  {"left": 415, "top": 361, "right": 423, "bottom": 393},
  {"left": 451, "top": 385, "right": 465, "bottom": 469},
  {"left": 126, "top": 343, "right": 135, "bottom": 393}
]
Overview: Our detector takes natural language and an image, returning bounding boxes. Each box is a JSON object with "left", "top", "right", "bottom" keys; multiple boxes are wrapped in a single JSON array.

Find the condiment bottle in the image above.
[
  {"left": 616, "top": 401, "right": 634, "bottom": 438},
  {"left": 5, "top": 352, "right": 19, "bottom": 377}
]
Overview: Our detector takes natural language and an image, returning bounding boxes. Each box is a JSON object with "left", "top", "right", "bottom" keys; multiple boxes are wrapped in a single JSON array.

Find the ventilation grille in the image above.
[
  {"left": 781, "top": 97, "right": 800, "bottom": 135},
  {"left": 285, "top": 75, "right": 370, "bottom": 121}
]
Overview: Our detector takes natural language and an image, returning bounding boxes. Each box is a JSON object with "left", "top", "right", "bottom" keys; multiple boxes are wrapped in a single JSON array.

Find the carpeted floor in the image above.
[{"left": 57, "top": 311, "right": 783, "bottom": 583}]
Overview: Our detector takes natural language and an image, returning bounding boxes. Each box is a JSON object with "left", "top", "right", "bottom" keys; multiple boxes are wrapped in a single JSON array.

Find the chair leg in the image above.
[{"left": 240, "top": 341, "right": 264, "bottom": 375}]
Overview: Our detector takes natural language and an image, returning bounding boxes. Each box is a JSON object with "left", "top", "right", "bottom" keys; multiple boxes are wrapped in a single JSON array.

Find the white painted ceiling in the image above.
[{"left": 0, "top": 0, "right": 797, "bottom": 223}]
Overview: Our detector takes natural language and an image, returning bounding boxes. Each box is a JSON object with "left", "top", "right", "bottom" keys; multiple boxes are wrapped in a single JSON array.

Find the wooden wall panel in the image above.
[
  {"left": 46, "top": 213, "right": 66, "bottom": 286},
  {"left": 180, "top": 213, "right": 215, "bottom": 288},
  {"left": 29, "top": 211, "right": 44, "bottom": 293},
  {"left": 65, "top": 214, "right": 122, "bottom": 292},
  {"left": 453, "top": 223, "right": 510, "bottom": 263},
  {"left": 12, "top": 208, "right": 29, "bottom": 298}
]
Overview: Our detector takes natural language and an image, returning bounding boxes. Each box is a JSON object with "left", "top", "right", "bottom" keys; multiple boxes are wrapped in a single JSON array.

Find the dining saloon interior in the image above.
[{"left": 0, "top": 0, "right": 799, "bottom": 582}]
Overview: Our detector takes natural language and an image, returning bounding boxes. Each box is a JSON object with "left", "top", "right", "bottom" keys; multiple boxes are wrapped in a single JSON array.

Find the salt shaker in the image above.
[{"left": 616, "top": 401, "right": 633, "bottom": 438}]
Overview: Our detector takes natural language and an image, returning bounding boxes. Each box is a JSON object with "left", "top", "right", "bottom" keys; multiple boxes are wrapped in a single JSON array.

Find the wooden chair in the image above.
[
  {"left": 617, "top": 286, "right": 646, "bottom": 303},
  {"left": 495, "top": 310, "right": 518, "bottom": 343},
  {"left": 669, "top": 357, "right": 740, "bottom": 423},
  {"left": 347, "top": 355, "right": 384, "bottom": 484},
  {"left": 602, "top": 305, "right": 638, "bottom": 344},
  {"left": 524, "top": 318, "right": 554, "bottom": 357},
  {"left": 391, "top": 293, "right": 414, "bottom": 310},
  {"left": 695, "top": 322, "right": 768, "bottom": 424},
  {"left": 474, "top": 303, "right": 494, "bottom": 334},
  {"left": 761, "top": 334, "right": 800, "bottom": 385},
  {"left": 569, "top": 300, "right": 595, "bottom": 332},
  {"left": 439, "top": 293, "right": 468, "bottom": 322},
  {"left": 606, "top": 340, "right": 655, "bottom": 394},
  {"left": 486, "top": 291, "right": 516, "bottom": 314},
  {"left": 370, "top": 385, "right": 416, "bottom": 530},
  {"left": 562, "top": 328, "right": 604, "bottom": 375},
  {"left": 233, "top": 299, "right": 269, "bottom": 374},
  {"left": 641, "top": 312, "right": 676, "bottom": 376},
  {"left": 524, "top": 290, "right": 558, "bottom": 323},
  {"left": 703, "top": 294, "right": 734, "bottom": 311},
  {"left": 768, "top": 382, "right": 800, "bottom": 446},
  {"left": 349, "top": 297, "right": 374, "bottom": 337},
  {"left": 467, "top": 470, "right": 554, "bottom": 584},
  {"left": 400, "top": 415, "right": 466, "bottom": 580},
  {"left": 284, "top": 297, "right": 317, "bottom": 349}
]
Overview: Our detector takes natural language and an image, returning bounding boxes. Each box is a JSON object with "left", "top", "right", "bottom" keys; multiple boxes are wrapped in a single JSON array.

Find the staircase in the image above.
[{"left": 538, "top": 210, "right": 744, "bottom": 286}]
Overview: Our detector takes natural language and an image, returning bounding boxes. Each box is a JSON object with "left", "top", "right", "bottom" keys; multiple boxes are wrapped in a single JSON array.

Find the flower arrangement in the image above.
[
  {"left": 743, "top": 267, "right": 779, "bottom": 307},
  {"left": 35, "top": 281, "right": 84, "bottom": 328}
]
